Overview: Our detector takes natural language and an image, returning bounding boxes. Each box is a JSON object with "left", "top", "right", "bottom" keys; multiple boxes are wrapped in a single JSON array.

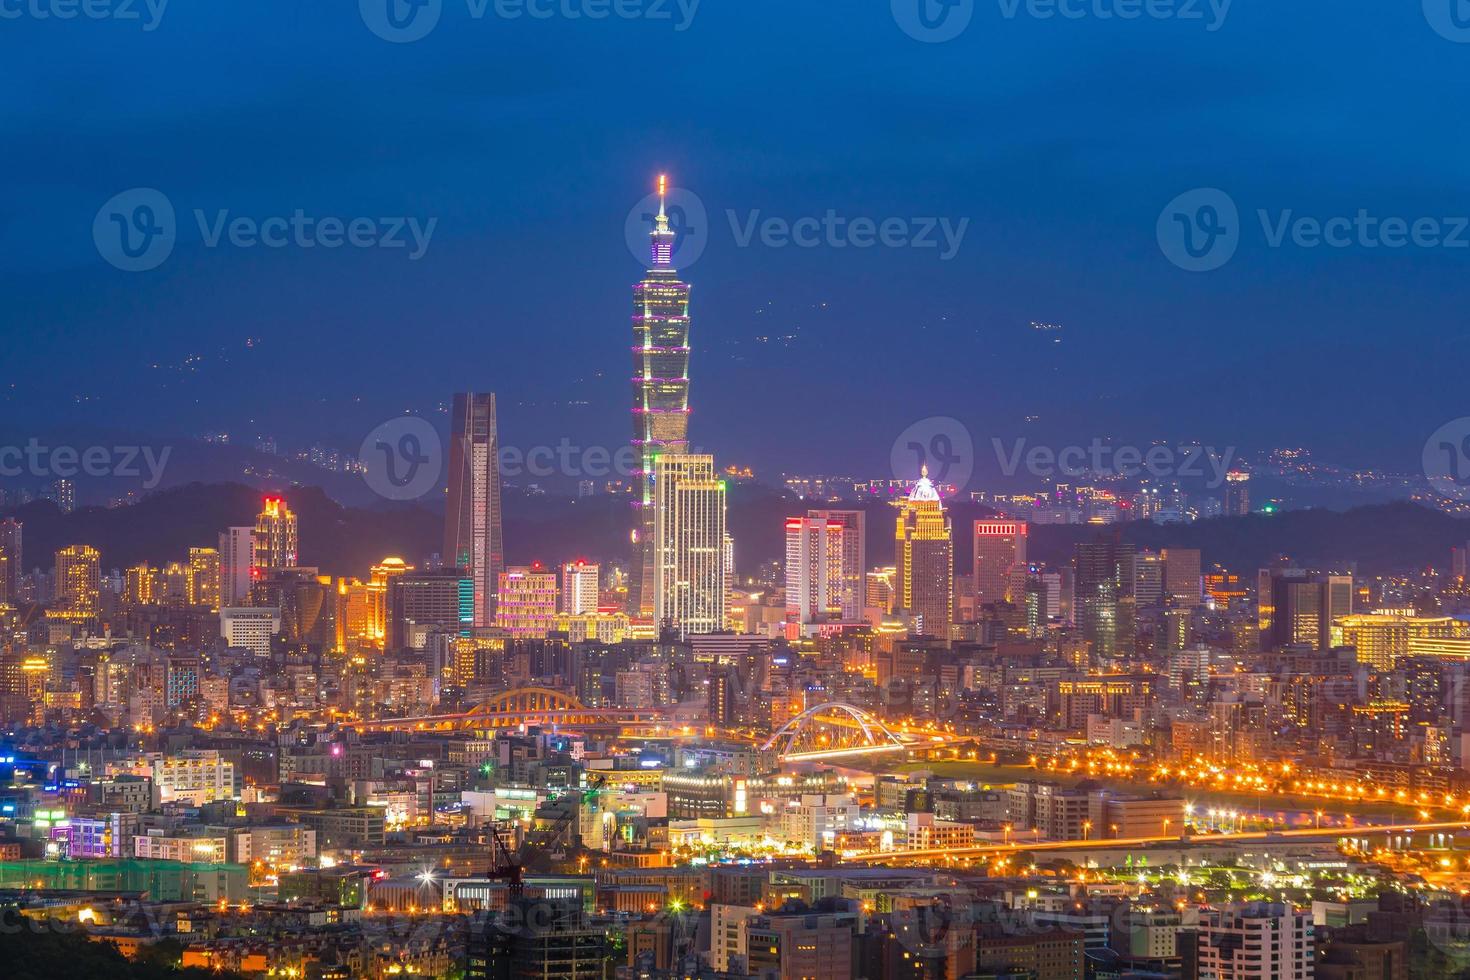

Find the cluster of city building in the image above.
[{"left": 0, "top": 182, "right": 1468, "bottom": 979}]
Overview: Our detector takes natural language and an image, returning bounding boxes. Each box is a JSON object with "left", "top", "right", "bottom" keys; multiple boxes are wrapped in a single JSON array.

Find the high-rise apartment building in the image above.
[
  {"left": 629, "top": 176, "right": 693, "bottom": 618},
  {"left": 973, "top": 520, "right": 1028, "bottom": 607},
  {"left": 218, "top": 526, "right": 254, "bottom": 607},
  {"left": 806, "top": 509, "right": 864, "bottom": 619},
  {"left": 894, "top": 467, "right": 953, "bottom": 638},
  {"left": 387, "top": 567, "right": 472, "bottom": 652},
  {"left": 561, "top": 561, "right": 600, "bottom": 615},
  {"left": 1223, "top": 469, "right": 1251, "bottom": 516},
  {"left": 1163, "top": 547, "right": 1202, "bottom": 607},
  {"left": 496, "top": 566, "right": 559, "bottom": 638},
  {"left": 1190, "top": 902, "right": 1313, "bottom": 980},
  {"left": 253, "top": 497, "right": 298, "bottom": 573},
  {"left": 444, "top": 392, "right": 505, "bottom": 628},
  {"left": 785, "top": 516, "right": 850, "bottom": 624},
  {"left": 188, "top": 547, "right": 221, "bottom": 609},
  {"left": 0, "top": 518, "right": 20, "bottom": 603},
  {"left": 54, "top": 544, "right": 101, "bottom": 619},
  {"left": 653, "top": 454, "right": 727, "bottom": 636}
]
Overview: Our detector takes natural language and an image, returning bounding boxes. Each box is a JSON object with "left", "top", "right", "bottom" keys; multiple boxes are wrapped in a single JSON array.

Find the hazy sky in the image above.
[{"left": 4, "top": 0, "right": 1469, "bottom": 480}]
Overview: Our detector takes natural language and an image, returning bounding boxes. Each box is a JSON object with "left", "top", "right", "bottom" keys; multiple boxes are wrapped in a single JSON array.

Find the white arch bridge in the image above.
[{"left": 760, "top": 702, "right": 937, "bottom": 761}]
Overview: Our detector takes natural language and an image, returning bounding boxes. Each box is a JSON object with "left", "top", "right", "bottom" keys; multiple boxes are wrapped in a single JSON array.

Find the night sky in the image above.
[{"left": 5, "top": 1, "right": 1469, "bottom": 481}]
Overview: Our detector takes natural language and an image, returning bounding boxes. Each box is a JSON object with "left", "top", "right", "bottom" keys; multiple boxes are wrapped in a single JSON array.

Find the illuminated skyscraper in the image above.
[
  {"left": 972, "top": 520, "right": 1027, "bottom": 607},
  {"left": 369, "top": 557, "right": 411, "bottom": 648},
  {"left": 629, "top": 175, "right": 692, "bottom": 618},
  {"left": 1257, "top": 568, "right": 1352, "bottom": 651},
  {"left": 562, "top": 561, "right": 600, "bottom": 615},
  {"left": 188, "top": 547, "right": 221, "bottom": 609},
  {"left": 785, "top": 517, "right": 847, "bottom": 624},
  {"left": 653, "top": 454, "right": 726, "bottom": 636},
  {"left": 806, "top": 509, "right": 865, "bottom": 620},
  {"left": 1074, "top": 536, "right": 1136, "bottom": 659},
  {"left": 1162, "top": 547, "right": 1202, "bottom": 607},
  {"left": 1223, "top": 469, "right": 1251, "bottom": 516},
  {"left": 218, "top": 526, "right": 254, "bottom": 607},
  {"left": 54, "top": 544, "right": 100, "bottom": 619},
  {"left": 253, "top": 497, "right": 298, "bottom": 573},
  {"left": 893, "top": 467, "right": 953, "bottom": 638},
  {"left": 497, "top": 565, "right": 559, "bottom": 638},
  {"left": 0, "top": 518, "right": 20, "bottom": 603},
  {"left": 444, "top": 392, "right": 505, "bottom": 627}
]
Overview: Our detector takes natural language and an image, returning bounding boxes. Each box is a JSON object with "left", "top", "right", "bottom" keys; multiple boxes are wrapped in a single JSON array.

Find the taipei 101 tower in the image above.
[{"left": 628, "top": 175, "right": 692, "bottom": 617}]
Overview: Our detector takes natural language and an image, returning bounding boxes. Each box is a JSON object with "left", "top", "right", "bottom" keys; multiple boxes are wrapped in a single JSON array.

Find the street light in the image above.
[{"left": 1082, "top": 820, "right": 1092, "bottom": 841}]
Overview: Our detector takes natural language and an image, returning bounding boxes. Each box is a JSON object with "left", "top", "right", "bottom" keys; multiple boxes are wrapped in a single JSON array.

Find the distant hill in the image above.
[{"left": 2, "top": 484, "right": 1464, "bottom": 578}]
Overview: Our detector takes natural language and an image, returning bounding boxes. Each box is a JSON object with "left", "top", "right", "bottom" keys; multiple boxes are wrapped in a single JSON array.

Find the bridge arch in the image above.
[{"left": 760, "top": 702, "right": 907, "bottom": 757}]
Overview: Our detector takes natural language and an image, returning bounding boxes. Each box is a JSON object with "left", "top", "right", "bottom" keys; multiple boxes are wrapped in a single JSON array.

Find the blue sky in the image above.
[{"left": 3, "top": 0, "right": 1469, "bottom": 477}]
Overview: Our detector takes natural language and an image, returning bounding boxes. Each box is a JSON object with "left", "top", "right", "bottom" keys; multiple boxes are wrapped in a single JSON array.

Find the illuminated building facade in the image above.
[
  {"left": 1223, "top": 469, "right": 1251, "bottom": 516},
  {"left": 561, "top": 561, "right": 600, "bottom": 615},
  {"left": 629, "top": 176, "right": 692, "bottom": 618},
  {"left": 805, "top": 509, "right": 864, "bottom": 619},
  {"left": 893, "top": 468, "right": 953, "bottom": 638},
  {"left": 496, "top": 566, "right": 559, "bottom": 638},
  {"left": 188, "top": 547, "right": 220, "bottom": 609},
  {"left": 0, "top": 518, "right": 20, "bottom": 603},
  {"left": 785, "top": 516, "right": 848, "bottom": 624},
  {"left": 218, "top": 526, "right": 253, "bottom": 607},
  {"left": 253, "top": 497, "right": 298, "bottom": 573},
  {"left": 653, "top": 454, "right": 726, "bottom": 636},
  {"left": 445, "top": 392, "right": 504, "bottom": 628},
  {"left": 1258, "top": 568, "right": 1353, "bottom": 651},
  {"left": 54, "top": 544, "right": 100, "bottom": 619},
  {"left": 1074, "top": 537, "right": 1136, "bottom": 660},
  {"left": 1336, "top": 613, "right": 1470, "bottom": 670},
  {"left": 1162, "top": 547, "right": 1202, "bottom": 607},
  {"left": 973, "top": 520, "right": 1027, "bottom": 607}
]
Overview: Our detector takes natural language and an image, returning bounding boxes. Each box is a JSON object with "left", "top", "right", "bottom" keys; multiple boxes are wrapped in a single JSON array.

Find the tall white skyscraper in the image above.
[
  {"left": 219, "top": 526, "right": 255, "bottom": 607},
  {"left": 805, "top": 509, "right": 864, "bottom": 620},
  {"left": 561, "top": 561, "right": 600, "bottom": 615},
  {"left": 785, "top": 516, "right": 851, "bottom": 624},
  {"left": 653, "top": 454, "right": 727, "bottom": 636},
  {"left": 444, "top": 393, "right": 504, "bottom": 627}
]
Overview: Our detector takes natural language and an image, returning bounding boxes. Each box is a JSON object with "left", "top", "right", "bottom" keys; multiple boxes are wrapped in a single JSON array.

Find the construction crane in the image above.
[{"left": 486, "top": 822, "right": 523, "bottom": 901}]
